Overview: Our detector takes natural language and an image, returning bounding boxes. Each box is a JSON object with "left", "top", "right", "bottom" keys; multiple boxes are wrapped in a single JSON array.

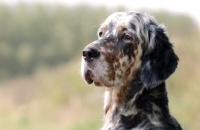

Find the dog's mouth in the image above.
[
  {"left": 84, "top": 70, "right": 102, "bottom": 86},
  {"left": 85, "top": 70, "right": 93, "bottom": 84}
]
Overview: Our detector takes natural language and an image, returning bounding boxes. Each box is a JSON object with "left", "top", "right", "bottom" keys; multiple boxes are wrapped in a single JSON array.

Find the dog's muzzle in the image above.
[{"left": 82, "top": 46, "right": 101, "bottom": 85}]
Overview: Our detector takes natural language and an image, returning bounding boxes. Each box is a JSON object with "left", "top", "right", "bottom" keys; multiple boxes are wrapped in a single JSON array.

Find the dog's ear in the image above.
[{"left": 141, "top": 25, "right": 179, "bottom": 89}]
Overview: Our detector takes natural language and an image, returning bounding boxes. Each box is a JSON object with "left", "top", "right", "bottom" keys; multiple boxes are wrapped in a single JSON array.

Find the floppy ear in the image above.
[{"left": 141, "top": 25, "right": 179, "bottom": 89}]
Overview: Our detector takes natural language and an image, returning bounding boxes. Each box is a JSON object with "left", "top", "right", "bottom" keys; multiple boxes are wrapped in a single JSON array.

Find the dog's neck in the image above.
[
  {"left": 102, "top": 76, "right": 170, "bottom": 129},
  {"left": 103, "top": 76, "right": 144, "bottom": 115}
]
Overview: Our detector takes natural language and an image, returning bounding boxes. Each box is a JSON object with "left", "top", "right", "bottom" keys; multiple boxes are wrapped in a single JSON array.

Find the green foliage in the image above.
[
  {"left": 0, "top": 4, "right": 199, "bottom": 81},
  {"left": 0, "top": 4, "right": 108, "bottom": 80}
]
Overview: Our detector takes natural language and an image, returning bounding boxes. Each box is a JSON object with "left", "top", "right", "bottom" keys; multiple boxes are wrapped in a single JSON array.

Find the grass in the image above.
[
  {"left": 0, "top": 58, "right": 104, "bottom": 130},
  {"left": 0, "top": 36, "right": 200, "bottom": 130}
]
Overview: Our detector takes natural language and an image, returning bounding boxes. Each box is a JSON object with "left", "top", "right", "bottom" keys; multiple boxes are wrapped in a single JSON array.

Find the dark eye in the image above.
[
  {"left": 99, "top": 31, "right": 103, "bottom": 37},
  {"left": 123, "top": 34, "right": 131, "bottom": 40}
]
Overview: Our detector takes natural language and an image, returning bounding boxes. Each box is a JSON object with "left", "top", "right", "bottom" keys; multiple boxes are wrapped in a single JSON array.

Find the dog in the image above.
[{"left": 81, "top": 11, "right": 182, "bottom": 130}]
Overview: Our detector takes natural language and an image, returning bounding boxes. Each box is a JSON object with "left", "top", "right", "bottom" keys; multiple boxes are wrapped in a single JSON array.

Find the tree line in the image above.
[{"left": 0, "top": 4, "right": 198, "bottom": 80}]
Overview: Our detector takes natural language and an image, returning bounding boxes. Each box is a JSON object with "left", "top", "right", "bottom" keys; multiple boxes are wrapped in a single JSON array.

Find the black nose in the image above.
[{"left": 83, "top": 48, "right": 100, "bottom": 62}]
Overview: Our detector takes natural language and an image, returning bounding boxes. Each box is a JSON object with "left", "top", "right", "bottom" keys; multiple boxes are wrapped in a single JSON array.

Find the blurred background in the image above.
[{"left": 0, "top": 0, "right": 199, "bottom": 130}]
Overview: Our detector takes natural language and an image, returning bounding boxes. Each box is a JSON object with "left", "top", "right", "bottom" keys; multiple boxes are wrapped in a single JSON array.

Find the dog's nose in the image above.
[{"left": 83, "top": 48, "right": 100, "bottom": 62}]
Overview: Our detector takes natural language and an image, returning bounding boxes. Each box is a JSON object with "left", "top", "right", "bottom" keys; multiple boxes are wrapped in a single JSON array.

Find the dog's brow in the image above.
[
  {"left": 129, "top": 23, "right": 136, "bottom": 30},
  {"left": 118, "top": 22, "right": 127, "bottom": 32},
  {"left": 98, "top": 24, "right": 108, "bottom": 33},
  {"left": 102, "top": 24, "right": 108, "bottom": 30}
]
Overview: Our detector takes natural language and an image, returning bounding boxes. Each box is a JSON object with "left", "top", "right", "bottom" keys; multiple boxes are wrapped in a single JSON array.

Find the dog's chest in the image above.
[
  {"left": 101, "top": 86, "right": 165, "bottom": 130},
  {"left": 101, "top": 110, "right": 149, "bottom": 130},
  {"left": 102, "top": 87, "right": 143, "bottom": 130}
]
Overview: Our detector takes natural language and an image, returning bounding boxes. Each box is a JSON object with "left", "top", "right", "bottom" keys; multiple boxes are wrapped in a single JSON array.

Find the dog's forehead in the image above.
[
  {"left": 100, "top": 12, "right": 157, "bottom": 32},
  {"left": 103, "top": 12, "right": 134, "bottom": 28}
]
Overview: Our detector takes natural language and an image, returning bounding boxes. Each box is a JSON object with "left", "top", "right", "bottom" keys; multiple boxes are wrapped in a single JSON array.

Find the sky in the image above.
[{"left": 0, "top": 0, "right": 200, "bottom": 27}]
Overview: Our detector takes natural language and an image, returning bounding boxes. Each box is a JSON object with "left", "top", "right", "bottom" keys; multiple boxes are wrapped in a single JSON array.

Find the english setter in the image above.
[{"left": 81, "top": 11, "right": 182, "bottom": 130}]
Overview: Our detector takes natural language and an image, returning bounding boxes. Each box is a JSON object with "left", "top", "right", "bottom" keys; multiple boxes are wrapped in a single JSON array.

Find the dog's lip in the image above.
[
  {"left": 85, "top": 70, "right": 103, "bottom": 86},
  {"left": 94, "top": 81, "right": 103, "bottom": 86},
  {"left": 85, "top": 70, "right": 94, "bottom": 84}
]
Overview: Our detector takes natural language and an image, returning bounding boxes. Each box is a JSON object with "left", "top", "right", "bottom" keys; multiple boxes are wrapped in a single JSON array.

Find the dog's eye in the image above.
[
  {"left": 99, "top": 31, "right": 103, "bottom": 37},
  {"left": 123, "top": 34, "right": 131, "bottom": 40}
]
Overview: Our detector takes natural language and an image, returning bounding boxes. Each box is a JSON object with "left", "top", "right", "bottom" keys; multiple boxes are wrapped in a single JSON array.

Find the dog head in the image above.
[{"left": 81, "top": 11, "right": 178, "bottom": 89}]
